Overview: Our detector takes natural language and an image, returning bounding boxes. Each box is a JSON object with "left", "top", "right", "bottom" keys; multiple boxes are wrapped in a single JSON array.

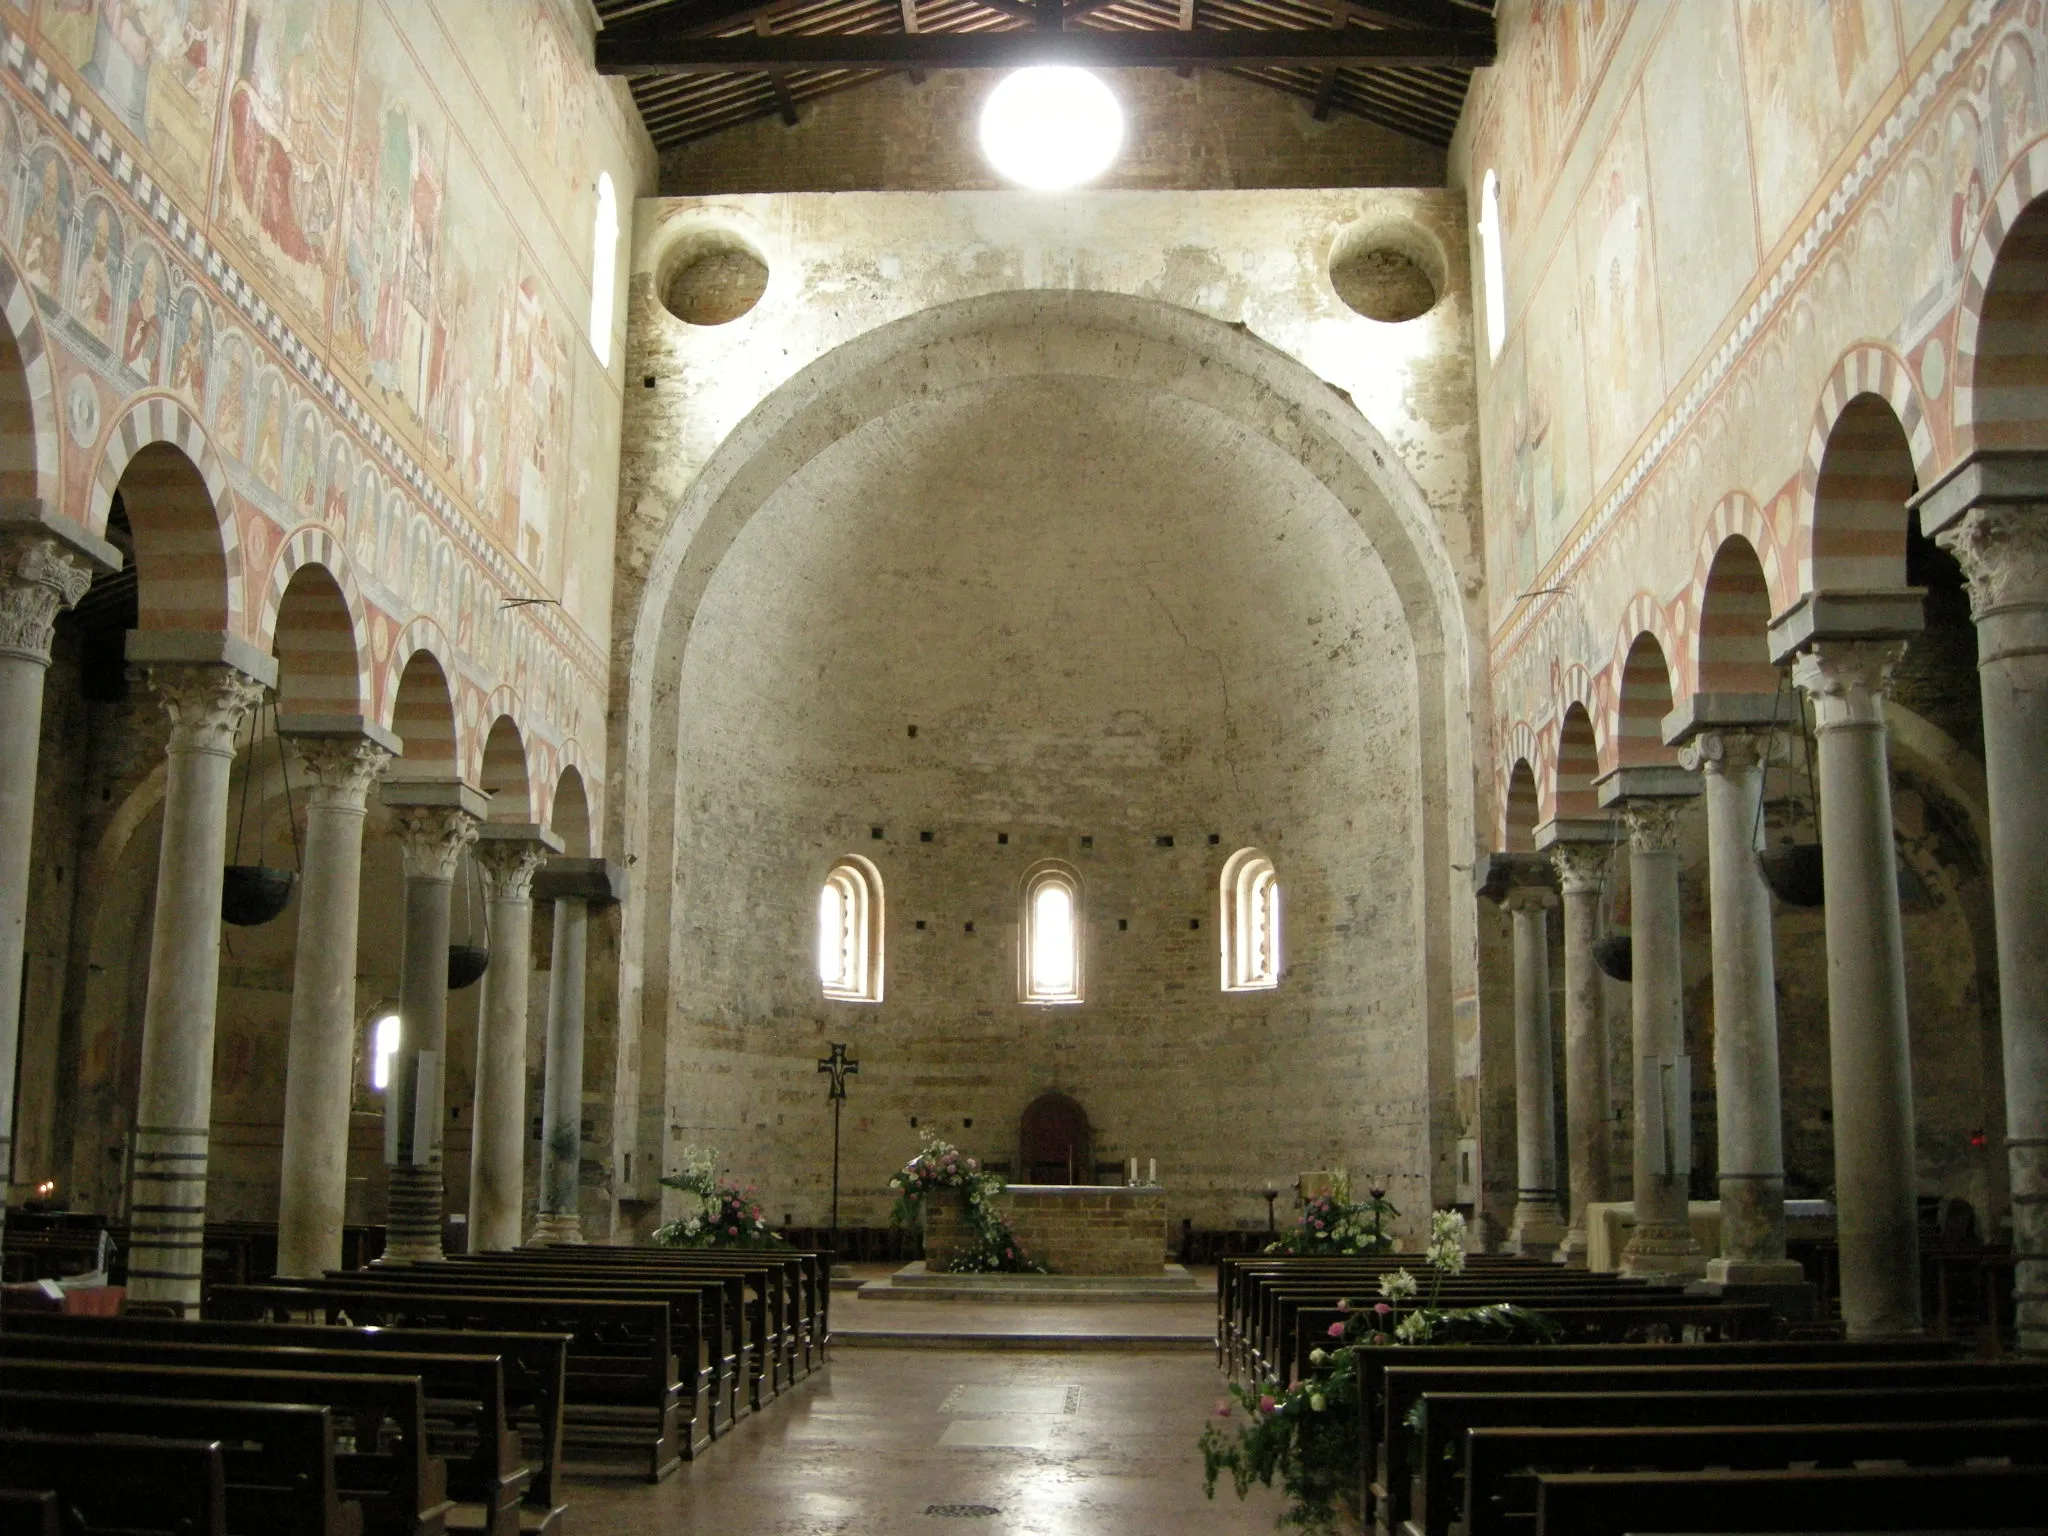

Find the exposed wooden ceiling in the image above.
[{"left": 593, "top": 0, "right": 1494, "bottom": 156}]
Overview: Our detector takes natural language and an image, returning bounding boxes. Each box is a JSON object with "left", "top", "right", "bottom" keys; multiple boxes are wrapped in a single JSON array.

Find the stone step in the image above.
[{"left": 856, "top": 1261, "right": 1207, "bottom": 1303}]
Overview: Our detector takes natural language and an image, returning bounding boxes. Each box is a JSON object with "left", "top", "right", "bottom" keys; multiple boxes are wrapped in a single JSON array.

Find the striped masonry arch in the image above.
[
  {"left": 1504, "top": 758, "right": 1539, "bottom": 853},
  {"left": 385, "top": 629, "right": 464, "bottom": 783},
  {"left": 1954, "top": 136, "right": 2048, "bottom": 453},
  {"left": 0, "top": 249, "right": 61, "bottom": 507},
  {"left": 1694, "top": 529, "right": 1781, "bottom": 699},
  {"left": 1796, "top": 348, "right": 1937, "bottom": 594},
  {"left": 479, "top": 712, "right": 533, "bottom": 823},
  {"left": 258, "top": 529, "right": 373, "bottom": 718},
  {"left": 1612, "top": 621, "right": 1679, "bottom": 770},
  {"left": 91, "top": 396, "right": 243, "bottom": 636},
  {"left": 1553, "top": 701, "right": 1602, "bottom": 820}
]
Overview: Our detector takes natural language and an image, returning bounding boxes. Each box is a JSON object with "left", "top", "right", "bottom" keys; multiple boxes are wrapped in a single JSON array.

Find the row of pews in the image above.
[
  {"left": 1220, "top": 1253, "right": 2048, "bottom": 1536},
  {"left": 0, "top": 1242, "right": 830, "bottom": 1536}
]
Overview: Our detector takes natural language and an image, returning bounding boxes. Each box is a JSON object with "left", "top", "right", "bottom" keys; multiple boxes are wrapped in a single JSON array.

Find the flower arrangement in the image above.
[
  {"left": 651, "top": 1145, "right": 793, "bottom": 1251},
  {"left": 1200, "top": 1209, "right": 1559, "bottom": 1532},
  {"left": 1263, "top": 1180, "right": 1398, "bottom": 1258},
  {"left": 887, "top": 1130, "right": 1044, "bottom": 1274}
]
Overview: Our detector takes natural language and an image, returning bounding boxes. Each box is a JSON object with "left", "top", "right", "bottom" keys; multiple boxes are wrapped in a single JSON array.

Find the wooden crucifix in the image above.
[{"left": 817, "top": 1042, "right": 859, "bottom": 1255}]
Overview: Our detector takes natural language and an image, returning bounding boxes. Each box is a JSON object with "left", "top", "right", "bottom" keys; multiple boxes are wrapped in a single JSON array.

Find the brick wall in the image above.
[{"left": 925, "top": 1186, "right": 1168, "bottom": 1275}]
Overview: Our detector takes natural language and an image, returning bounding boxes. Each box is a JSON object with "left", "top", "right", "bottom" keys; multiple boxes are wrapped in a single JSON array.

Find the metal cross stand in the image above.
[{"left": 817, "top": 1042, "right": 859, "bottom": 1260}]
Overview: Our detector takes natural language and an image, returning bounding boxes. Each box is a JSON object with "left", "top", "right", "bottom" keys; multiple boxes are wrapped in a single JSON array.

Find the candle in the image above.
[
  {"left": 1129, "top": 1156, "right": 1137, "bottom": 1184},
  {"left": 1148, "top": 1158, "right": 1156, "bottom": 1184}
]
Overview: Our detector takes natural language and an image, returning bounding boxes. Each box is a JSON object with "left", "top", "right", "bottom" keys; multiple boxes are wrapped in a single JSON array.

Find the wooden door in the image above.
[{"left": 1020, "top": 1091, "right": 1091, "bottom": 1185}]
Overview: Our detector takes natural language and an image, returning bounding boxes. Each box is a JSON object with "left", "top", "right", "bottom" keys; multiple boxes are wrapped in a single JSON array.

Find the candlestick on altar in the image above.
[{"left": 1148, "top": 1157, "right": 1156, "bottom": 1184}]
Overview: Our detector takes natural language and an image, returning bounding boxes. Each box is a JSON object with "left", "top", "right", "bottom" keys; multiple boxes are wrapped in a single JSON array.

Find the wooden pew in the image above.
[
  {"left": 0, "top": 1333, "right": 530, "bottom": 1536},
  {"left": 0, "top": 1430, "right": 227, "bottom": 1536},
  {"left": 0, "top": 1488, "right": 56, "bottom": 1536},
  {"left": 1465, "top": 1417, "right": 2048, "bottom": 1536},
  {"left": 1534, "top": 1462, "right": 2048, "bottom": 1535},
  {"left": 0, "top": 1390, "right": 362, "bottom": 1536},
  {"left": 212, "top": 1284, "right": 696, "bottom": 1481},
  {"left": 1352, "top": 1336, "right": 1964, "bottom": 1528},
  {"left": 0, "top": 1361, "right": 448, "bottom": 1536},
  {"left": 1, "top": 1314, "right": 569, "bottom": 1518},
  {"left": 1389, "top": 1360, "right": 2048, "bottom": 1536}
]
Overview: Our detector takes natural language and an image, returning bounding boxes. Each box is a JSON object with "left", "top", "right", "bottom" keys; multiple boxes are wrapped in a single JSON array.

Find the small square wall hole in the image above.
[
  {"left": 907, "top": 724, "right": 918, "bottom": 737},
  {"left": 643, "top": 375, "right": 657, "bottom": 388},
  {"left": 996, "top": 832, "right": 1009, "bottom": 845},
  {"left": 871, "top": 826, "right": 885, "bottom": 840},
  {"left": 1118, "top": 918, "right": 1128, "bottom": 932},
  {"left": 1208, "top": 832, "right": 1221, "bottom": 845},
  {"left": 964, "top": 921, "right": 976, "bottom": 934},
  {"left": 915, "top": 919, "right": 927, "bottom": 930},
  {"left": 920, "top": 830, "right": 934, "bottom": 843},
  {"left": 1080, "top": 835, "right": 1094, "bottom": 849},
  {"left": 1189, "top": 918, "right": 1201, "bottom": 931},
  {"left": 962, "top": 1118, "right": 974, "bottom": 1129},
  {"left": 1156, "top": 834, "right": 1175, "bottom": 848}
]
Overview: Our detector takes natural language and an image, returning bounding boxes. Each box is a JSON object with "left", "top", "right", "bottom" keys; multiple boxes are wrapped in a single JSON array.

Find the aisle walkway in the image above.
[{"left": 576, "top": 1347, "right": 1286, "bottom": 1535}]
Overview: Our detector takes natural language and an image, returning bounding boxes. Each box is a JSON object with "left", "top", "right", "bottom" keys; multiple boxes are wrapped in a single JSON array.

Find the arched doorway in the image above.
[{"left": 1020, "top": 1091, "right": 1091, "bottom": 1186}]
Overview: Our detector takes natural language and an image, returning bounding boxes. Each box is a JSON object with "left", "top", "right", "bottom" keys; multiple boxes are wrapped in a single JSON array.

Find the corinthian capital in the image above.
[
  {"left": 1619, "top": 797, "right": 1687, "bottom": 853},
  {"left": 476, "top": 837, "right": 549, "bottom": 903},
  {"left": 1791, "top": 640, "right": 1904, "bottom": 731},
  {"left": 0, "top": 531, "right": 97, "bottom": 664},
  {"left": 1676, "top": 727, "right": 1773, "bottom": 777},
  {"left": 391, "top": 804, "right": 480, "bottom": 883},
  {"left": 290, "top": 734, "right": 394, "bottom": 809},
  {"left": 1934, "top": 505, "right": 2048, "bottom": 617},
  {"left": 146, "top": 662, "right": 267, "bottom": 757},
  {"left": 1549, "top": 841, "right": 1612, "bottom": 896}
]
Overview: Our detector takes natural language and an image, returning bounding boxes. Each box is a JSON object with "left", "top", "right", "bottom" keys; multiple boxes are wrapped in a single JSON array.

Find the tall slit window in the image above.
[
  {"left": 1477, "top": 169, "right": 1507, "bottom": 361},
  {"left": 1021, "top": 863, "right": 1084, "bottom": 1005},
  {"left": 818, "top": 856, "right": 883, "bottom": 1002},
  {"left": 1221, "top": 848, "right": 1281, "bottom": 992},
  {"left": 589, "top": 172, "right": 619, "bottom": 366}
]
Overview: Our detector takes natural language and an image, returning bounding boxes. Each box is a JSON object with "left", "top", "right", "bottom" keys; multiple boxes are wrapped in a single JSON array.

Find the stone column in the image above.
[
  {"left": 0, "top": 514, "right": 109, "bottom": 1253},
  {"left": 1792, "top": 640, "right": 1922, "bottom": 1336},
  {"left": 381, "top": 786, "right": 484, "bottom": 1263},
  {"left": 467, "top": 827, "right": 556, "bottom": 1252},
  {"left": 1505, "top": 887, "right": 1566, "bottom": 1257},
  {"left": 1924, "top": 453, "right": 2048, "bottom": 1355},
  {"left": 125, "top": 640, "right": 272, "bottom": 1314},
  {"left": 1678, "top": 726, "right": 1806, "bottom": 1286},
  {"left": 533, "top": 891, "right": 588, "bottom": 1245},
  {"left": 273, "top": 721, "right": 397, "bottom": 1278},
  {"left": 1598, "top": 769, "right": 1706, "bottom": 1280},
  {"left": 1547, "top": 838, "right": 1615, "bottom": 1266}
]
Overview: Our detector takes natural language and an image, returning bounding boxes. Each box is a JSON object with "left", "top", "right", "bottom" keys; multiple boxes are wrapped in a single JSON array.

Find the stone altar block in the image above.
[{"left": 925, "top": 1184, "right": 1168, "bottom": 1275}]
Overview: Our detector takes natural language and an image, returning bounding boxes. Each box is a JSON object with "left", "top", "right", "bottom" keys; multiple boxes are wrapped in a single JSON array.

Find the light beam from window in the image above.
[{"left": 589, "top": 172, "right": 619, "bottom": 366}]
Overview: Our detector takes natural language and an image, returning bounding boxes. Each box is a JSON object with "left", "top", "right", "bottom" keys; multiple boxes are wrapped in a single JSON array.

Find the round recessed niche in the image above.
[
  {"left": 1328, "top": 218, "right": 1446, "bottom": 324},
  {"left": 661, "top": 232, "right": 769, "bottom": 327}
]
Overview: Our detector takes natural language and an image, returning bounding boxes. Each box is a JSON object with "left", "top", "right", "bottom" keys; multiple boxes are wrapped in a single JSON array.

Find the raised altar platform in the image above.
[
  {"left": 856, "top": 1261, "right": 1202, "bottom": 1304},
  {"left": 925, "top": 1182, "right": 1168, "bottom": 1276}
]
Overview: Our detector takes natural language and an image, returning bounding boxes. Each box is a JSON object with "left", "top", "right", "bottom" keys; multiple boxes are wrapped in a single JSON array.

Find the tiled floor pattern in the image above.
[{"left": 572, "top": 1348, "right": 1285, "bottom": 1535}]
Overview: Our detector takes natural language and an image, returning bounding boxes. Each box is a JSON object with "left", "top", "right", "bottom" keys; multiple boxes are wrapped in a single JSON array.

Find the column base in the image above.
[
  {"left": 1554, "top": 1226, "right": 1590, "bottom": 1268},
  {"left": 1704, "top": 1256, "right": 1808, "bottom": 1286},
  {"left": 1620, "top": 1219, "right": 1708, "bottom": 1281},
  {"left": 381, "top": 1163, "right": 444, "bottom": 1263},
  {"left": 1508, "top": 1198, "right": 1567, "bottom": 1260},
  {"left": 530, "top": 1211, "right": 584, "bottom": 1246}
]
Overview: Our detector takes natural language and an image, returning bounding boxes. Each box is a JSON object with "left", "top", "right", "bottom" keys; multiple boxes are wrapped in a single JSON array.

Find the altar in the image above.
[{"left": 925, "top": 1183, "right": 1168, "bottom": 1276}]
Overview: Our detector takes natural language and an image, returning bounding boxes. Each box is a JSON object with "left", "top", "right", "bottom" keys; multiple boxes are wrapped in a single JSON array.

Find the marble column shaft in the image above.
[
  {"left": 1507, "top": 888, "right": 1566, "bottom": 1257},
  {"left": 1617, "top": 798, "right": 1707, "bottom": 1280},
  {"left": 468, "top": 838, "right": 549, "bottom": 1252},
  {"left": 1682, "top": 727, "right": 1803, "bottom": 1284},
  {"left": 1794, "top": 641, "right": 1922, "bottom": 1337},
  {"left": 532, "top": 894, "right": 588, "bottom": 1244},
  {"left": 127, "top": 662, "right": 267, "bottom": 1314},
  {"left": 0, "top": 533, "right": 96, "bottom": 1227},
  {"left": 384, "top": 803, "right": 479, "bottom": 1262},
  {"left": 274, "top": 734, "right": 391, "bottom": 1278},
  {"left": 1938, "top": 503, "right": 2048, "bottom": 1354},
  {"left": 1550, "top": 843, "right": 1614, "bottom": 1266}
]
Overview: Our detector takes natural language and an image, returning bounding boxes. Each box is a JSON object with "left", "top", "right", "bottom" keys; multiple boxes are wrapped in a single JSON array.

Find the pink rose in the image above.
[
  {"left": 1257, "top": 1395, "right": 1277, "bottom": 1414},
  {"left": 1212, "top": 1399, "right": 1232, "bottom": 1419},
  {"left": 1374, "top": 1302, "right": 1392, "bottom": 1316},
  {"left": 1327, "top": 1321, "right": 1345, "bottom": 1337}
]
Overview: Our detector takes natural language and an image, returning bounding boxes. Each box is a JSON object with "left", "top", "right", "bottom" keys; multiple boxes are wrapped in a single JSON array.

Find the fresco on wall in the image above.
[
  {"left": 40, "top": 0, "right": 232, "bottom": 203},
  {"left": 217, "top": 0, "right": 355, "bottom": 332},
  {"left": 1575, "top": 100, "right": 1661, "bottom": 487}
]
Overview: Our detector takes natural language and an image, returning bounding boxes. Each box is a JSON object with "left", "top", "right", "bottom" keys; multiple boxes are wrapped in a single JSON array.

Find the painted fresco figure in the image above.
[{"left": 121, "top": 253, "right": 164, "bottom": 377}]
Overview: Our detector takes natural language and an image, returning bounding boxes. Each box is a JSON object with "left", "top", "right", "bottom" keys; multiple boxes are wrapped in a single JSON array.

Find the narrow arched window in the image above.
[
  {"left": 818, "top": 856, "right": 883, "bottom": 1002},
  {"left": 1221, "top": 848, "right": 1282, "bottom": 992},
  {"left": 1477, "top": 169, "right": 1507, "bottom": 361},
  {"left": 370, "top": 1012, "right": 401, "bottom": 1090},
  {"left": 589, "top": 172, "right": 619, "bottom": 366},
  {"left": 1021, "top": 863, "right": 1084, "bottom": 1005}
]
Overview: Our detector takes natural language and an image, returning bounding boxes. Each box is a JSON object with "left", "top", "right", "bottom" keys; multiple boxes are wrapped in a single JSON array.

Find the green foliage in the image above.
[
  {"left": 887, "top": 1131, "right": 1045, "bottom": 1274},
  {"left": 1263, "top": 1182, "right": 1398, "bottom": 1258},
  {"left": 650, "top": 1145, "right": 794, "bottom": 1251},
  {"left": 1199, "top": 1210, "right": 1561, "bottom": 1532}
]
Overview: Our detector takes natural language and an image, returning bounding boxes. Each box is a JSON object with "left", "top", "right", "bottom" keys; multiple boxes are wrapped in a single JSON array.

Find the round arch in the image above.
[
  {"left": 387, "top": 645, "right": 461, "bottom": 784},
  {"left": 92, "top": 395, "right": 241, "bottom": 636},
  {"left": 1955, "top": 135, "right": 2048, "bottom": 451},
  {"left": 260, "top": 530, "right": 373, "bottom": 718},
  {"left": 1694, "top": 533, "right": 1778, "bottom": 699},
  {"left": 0, "top": 246, "right": 61, "bottom": 507},
  {"left": 1612, "top": 629, "right": 1679, "bottom": 773},
  {"left": 1795, "top": 348, "right": 1938, "bottom": 595},
  {"left": 479, "top": 715, "right": 533, "bottom": 823}
]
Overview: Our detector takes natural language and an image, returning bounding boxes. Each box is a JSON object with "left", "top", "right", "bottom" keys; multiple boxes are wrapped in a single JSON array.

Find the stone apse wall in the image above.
[
  {"left": 6, "top": 0, "right": 653, "bottom": 1237},
  {"left": 613, "top": 187, "right": 1491, "bottom": 1239},
  {"left": 1455, "top": 0, "right": 2037, "bottom": 1238}
]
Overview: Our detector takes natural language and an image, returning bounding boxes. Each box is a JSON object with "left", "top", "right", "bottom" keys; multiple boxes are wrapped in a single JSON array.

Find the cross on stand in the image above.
[{"left": 817, "top": 1042, "right": 859, "bottom": 1262}]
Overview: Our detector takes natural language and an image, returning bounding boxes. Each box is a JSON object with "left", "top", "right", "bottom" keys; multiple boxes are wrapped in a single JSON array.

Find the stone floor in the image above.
[{"left": 570, "top": 1347, "right": 1286, "bottom": 1534}]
